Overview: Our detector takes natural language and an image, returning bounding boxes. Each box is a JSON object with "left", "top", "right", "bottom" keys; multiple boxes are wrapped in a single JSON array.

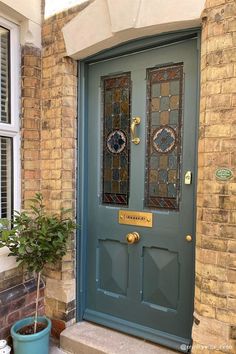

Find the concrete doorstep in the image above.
[{"left": 59, "top": 322, "right": 177, "bottom": 354}]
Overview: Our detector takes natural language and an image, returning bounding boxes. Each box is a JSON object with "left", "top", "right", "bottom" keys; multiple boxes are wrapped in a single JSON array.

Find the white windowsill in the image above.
[{"left": 0, "top": 247, "right": 17, "bottom": 272}]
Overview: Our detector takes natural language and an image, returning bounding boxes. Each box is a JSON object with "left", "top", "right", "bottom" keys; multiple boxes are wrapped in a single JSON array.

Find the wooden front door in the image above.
[{"left": 83, "top": 37, "right": 198, "bottom": 352}]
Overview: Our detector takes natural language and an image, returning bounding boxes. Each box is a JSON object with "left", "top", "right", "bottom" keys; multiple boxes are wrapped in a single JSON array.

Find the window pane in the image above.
[
  {"left": 0, "top": 26, "right": 10, "bottom": 123},
  {"left": 0, "top": 137, "right": 12, "bottom": 219}
]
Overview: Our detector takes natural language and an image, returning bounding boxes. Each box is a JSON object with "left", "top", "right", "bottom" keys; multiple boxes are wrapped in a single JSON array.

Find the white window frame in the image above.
[
  {"left": 0, "top": 17, "right": 20, "bottom": 270},
  {"left": 0, "top": 16, "right": 21, "bottom": 215}
]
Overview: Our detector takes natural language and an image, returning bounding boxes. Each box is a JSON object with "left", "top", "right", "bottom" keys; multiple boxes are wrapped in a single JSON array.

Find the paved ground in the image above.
[
  {"left": 50, "top": 339, "right": 67, "bottom": 354},
  {"left": 50, "top": 345, "right": 67, "bottom": 354}
]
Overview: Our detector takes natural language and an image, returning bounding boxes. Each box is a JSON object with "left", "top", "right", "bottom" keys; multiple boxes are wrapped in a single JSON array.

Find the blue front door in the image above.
[{"left": 83, "top": 38, "right": 198, "bottom": 352}]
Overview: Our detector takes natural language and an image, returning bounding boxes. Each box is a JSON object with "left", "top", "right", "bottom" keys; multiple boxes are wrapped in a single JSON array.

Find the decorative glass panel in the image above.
[
  {"left": 0, "top": 27, "right": 10, "bottom": 123},
  {"left": 102, "top": 73, "right": 131, "bottom": 205},
  {"left": 145, "top": 64, "right": 183, "bottom": 210}
]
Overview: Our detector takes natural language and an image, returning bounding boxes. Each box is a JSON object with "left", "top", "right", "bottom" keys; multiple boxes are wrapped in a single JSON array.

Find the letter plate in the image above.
[{"left": 119, "top": 210, "right": 152, "bottom": 228}]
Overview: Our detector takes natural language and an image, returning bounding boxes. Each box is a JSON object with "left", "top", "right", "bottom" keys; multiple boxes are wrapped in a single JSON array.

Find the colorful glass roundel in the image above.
[
  {"left": 106, "top": 130, "right": 127, "bottom": 154},
  {"left": 153, "top": 126, "right": 176, "bottom": 154}
]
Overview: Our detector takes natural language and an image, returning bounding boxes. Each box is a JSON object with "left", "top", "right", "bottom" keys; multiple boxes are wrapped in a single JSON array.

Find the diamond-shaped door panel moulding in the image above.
[
  {"left": 142, "top": 247, "right": 179, "bottom": 310},
  {"left": 98, "top": 239, "right": 129, "bottom": 296}
]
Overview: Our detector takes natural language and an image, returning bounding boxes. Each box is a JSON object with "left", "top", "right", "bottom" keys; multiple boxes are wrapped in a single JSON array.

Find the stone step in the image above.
[{"left": 60, "top": 322, "right": 177, "bottom": 354}]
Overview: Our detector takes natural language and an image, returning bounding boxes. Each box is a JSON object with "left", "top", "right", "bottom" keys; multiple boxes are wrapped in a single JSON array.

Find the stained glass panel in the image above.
[
  {"left": 145, "top": 64, "right": 183, "bottom": 210},
  {"left": 102, "top": 73, "right": 131, "bottom": 205}
]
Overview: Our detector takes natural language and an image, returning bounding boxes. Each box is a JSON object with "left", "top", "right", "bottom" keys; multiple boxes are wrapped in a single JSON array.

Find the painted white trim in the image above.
[
  {"left": 0, "top": 0, "right": 41, "bottom": 26},
  {"left": 0, "top": 123, "right": 19, "bottom": 134},
  {"left": 13, "top": 134, "right": 21, "bottom": 213},
  {"left": 0, "top": 15, "right": 19, "bottom": 32},
  {"left": 0, "top": 6, "right": 41, "bottom": 48}
]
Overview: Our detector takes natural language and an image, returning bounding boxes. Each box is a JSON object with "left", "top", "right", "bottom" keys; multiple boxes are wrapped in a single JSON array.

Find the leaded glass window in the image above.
[
  {"left": 102, "top": 73, "right": 131, "bottom": 206},
  {"left": 145, "top": 64, "right": 183, "bottom": 210}
]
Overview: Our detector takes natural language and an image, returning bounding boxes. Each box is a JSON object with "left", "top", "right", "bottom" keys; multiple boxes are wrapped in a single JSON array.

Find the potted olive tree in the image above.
[{"left": 0, "top": 193, "right": 76, "bottom": 354}]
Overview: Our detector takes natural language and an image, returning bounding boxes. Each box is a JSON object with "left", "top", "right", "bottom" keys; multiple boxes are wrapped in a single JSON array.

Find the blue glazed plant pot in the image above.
[{"left": 11, "top": 316, "right": 51, "bottom": 354}]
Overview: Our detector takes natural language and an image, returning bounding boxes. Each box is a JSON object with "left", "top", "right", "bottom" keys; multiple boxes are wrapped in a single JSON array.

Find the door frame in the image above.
[{"left": 76, "top": 27, "right": 201, "bottom": 340}]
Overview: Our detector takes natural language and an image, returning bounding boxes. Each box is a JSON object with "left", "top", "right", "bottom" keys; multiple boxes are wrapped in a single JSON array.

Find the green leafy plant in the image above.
[{"left": 0, "top": 193, "right": 76, "bottom": 333}]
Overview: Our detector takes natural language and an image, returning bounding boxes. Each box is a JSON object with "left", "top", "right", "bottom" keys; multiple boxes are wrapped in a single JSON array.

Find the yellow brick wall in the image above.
[
  {"left": 40, "top": 6, "right": 82, "bottom": 327},
  {"left": 21, "top": 46, "right": 41, "bottom": 207},
  {"left": 192, "top": 0, "right": 236, "bottom": 353}
]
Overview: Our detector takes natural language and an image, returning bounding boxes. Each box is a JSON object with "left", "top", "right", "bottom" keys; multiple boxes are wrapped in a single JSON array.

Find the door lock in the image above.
[{"left": 126, "top": 232, "right": 140, "bottom": 244}]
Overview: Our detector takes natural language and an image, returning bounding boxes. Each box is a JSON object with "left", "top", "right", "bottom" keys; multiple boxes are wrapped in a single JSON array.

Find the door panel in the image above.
[
  {"left": 142, "top": 246, "right": 179, "bottom": 310},
  {"left": 98, "top": 239, "right": 129, "bottom": 296},
  {"left": 84, "top": 39, "right": 198, "bottom": 351}
]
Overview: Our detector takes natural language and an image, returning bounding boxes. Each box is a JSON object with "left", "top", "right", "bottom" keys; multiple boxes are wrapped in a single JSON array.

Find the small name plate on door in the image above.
[{"left": 119, "top": 210, "right": 153, "bottom": 228}]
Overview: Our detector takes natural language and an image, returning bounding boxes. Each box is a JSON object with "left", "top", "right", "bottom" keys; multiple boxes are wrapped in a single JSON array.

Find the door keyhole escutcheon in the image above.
[
  {"left": 131, "top": 117, "right": 141, "bottom": 145},
  {"left": 126, "top": 232, "right": 140, "bottom": 244}
]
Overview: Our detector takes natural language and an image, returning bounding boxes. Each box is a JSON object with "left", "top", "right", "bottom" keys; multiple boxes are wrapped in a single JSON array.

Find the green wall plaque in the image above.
[{"left": 215, "top": 168, "right": 233, "bottom": 181}]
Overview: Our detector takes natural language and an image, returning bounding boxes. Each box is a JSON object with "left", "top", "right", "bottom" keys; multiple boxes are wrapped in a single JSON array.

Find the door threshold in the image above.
[{"left": 60, "top": 321, "right": 179, "bottom": 354}]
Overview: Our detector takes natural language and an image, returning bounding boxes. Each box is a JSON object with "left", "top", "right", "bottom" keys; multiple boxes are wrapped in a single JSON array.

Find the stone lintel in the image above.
[{"left": 62, "top": 0, "right": 205, "bottom": 59}]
